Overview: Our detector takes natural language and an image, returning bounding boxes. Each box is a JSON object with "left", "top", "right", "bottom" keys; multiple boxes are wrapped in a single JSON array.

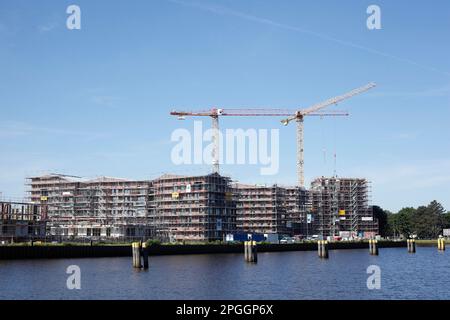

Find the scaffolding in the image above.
[
  {"left": 234, "top": 184, "right": 288, "bottom": 235},
  {"left": 310, "top": 177, "right": 377, "bottom": 239},
  {"left": 26, "top": 174, "right": 155, "bottom": 239},
  {"left": 234, "top": 184, "right": 309, "bottom": 236},
  {"left": 152, "top": 173, "right": 236, "bottom": 242},
  {"left": 0, "top": 201, "right": 46, "bottom": 240},
  {"left": 25, "top": 173, "right": 378, "bottom": 241}
]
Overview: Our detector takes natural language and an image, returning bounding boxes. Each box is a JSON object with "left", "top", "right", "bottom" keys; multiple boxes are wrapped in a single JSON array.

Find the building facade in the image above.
[
  {"left": 310, "top": 177, "right": 378, "bottom": 239},
  {"left": 0, "top": 201, "right": 46, "bottom": 240},
  {"left": 26, "top": 173, "right": 379, "bottom": 242},
  {"left": 152, "top": 173, "right": 236, "bottom": 242},
  {"left": 28, "top": 174, "right": 154, "bottom": 239},
  {"left": 235, "top": 184, "right": 288, "bottom": 235}
]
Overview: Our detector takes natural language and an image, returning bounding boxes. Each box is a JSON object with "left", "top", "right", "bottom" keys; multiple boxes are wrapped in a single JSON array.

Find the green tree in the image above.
[
  {"left": 411, "top": 201, "right": 445, "bottom": 239},
  {"left": 443, "top": 212, "right": 450, "bottom": 229},
  {"left": 394, "top": 207, "right": 416, "bottom": 237}
]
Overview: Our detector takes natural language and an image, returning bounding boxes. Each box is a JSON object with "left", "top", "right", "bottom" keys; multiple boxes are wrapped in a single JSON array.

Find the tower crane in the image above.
[
  {"left": 170, "top": 109, "right": 348, "bottom": 176},
  {"left": 280, "top": 82, "right": 376, "bottom": 187}
]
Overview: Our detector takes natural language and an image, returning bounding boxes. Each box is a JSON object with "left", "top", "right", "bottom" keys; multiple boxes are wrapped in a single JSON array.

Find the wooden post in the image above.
[
  {"left": 244, "top": 241, "right": 257, "bottom": 263},
  {"left": 142, "top": 242, "right": 149, "bottom": 269},
  {"left": 369, "top": 239, "right": 378, "bottom": 255},
  {"left": 318, "top": 240, "right": 328, "bottom": 259},
  {"left": 318, "top": 240, "right": 323, "bottom": 258},
  {"left": 251, "top": 241, "right": 258, "bottom": 263},
  {"left": 244, "top": 241, "right": 248, "bottom": 261},
  {"left": 132, "top": 242, "right": 142, "bottom": 268},
  {"left": 132, "top": 242, "right": 136, "bottom": 267},
  {"left": 438, "top": 238, "right": 446, "bottom": 251},
  {"left": 408, "top": 239, "right": 416, "bottom": 253},
  {"left": 322, "top": 241, "right": 329, "bottom": 259}
]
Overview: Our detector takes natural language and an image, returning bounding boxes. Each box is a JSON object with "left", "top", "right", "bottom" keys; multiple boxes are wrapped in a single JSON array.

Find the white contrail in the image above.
[{"left": 167, "top": 0, "right": 450, "bottom": 77}]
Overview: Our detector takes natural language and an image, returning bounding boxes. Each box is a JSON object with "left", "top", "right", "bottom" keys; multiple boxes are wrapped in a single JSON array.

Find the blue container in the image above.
[{"left": 230, "top": 233, "right": 265, "bottom": 242}]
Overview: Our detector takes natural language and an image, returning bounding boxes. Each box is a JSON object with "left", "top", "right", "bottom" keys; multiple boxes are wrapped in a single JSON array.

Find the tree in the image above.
[
  {"left": 443, "top": 212, "right": 450, "bottom": 229},
  {"left": 410, "top": 201, "right": 445, "bottom": 239},
  {"left": 378, "top": 201, "right": 447, "bottom": 239},
  {"left": 395, "top": 207, "right": 415, "bottom": 238}
]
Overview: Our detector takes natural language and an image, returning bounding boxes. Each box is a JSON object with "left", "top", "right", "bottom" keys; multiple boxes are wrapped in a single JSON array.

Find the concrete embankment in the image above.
[{"left": 0, "top": 241, "right": 407, "bottom": 260}]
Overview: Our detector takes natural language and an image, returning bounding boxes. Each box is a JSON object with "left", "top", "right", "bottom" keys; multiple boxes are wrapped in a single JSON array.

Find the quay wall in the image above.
[{"left": 0, "top": 241, "right": 407, "bottom": 260}]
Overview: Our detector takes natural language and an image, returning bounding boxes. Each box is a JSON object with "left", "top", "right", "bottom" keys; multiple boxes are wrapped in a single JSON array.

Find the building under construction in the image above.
[
  {"left": 285, "top": 186, "right": 310, "bottom": 236},
  {"left": 26, "top": 173, "right": 378, "bottom": 242},
  {"left": 234, "top": 184, "right": 289, "bottom": 235},
  {"left": 28, "top": 174, "right": 154, "bottom": 239},
  {"left": 0, "top": 201, "right": 46, "bottom": 241},
  {"left": 152, "top": 173, "right": 236, "bottom": 242},
  {"left": 233, "top": 184, "right": 309, "bottom": 236},
  {"left": 310, "top": 177, "right": 377, "bottom": 239}
]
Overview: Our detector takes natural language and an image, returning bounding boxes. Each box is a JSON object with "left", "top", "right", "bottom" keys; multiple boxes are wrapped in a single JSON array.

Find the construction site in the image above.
[
  {"left": 151, "top": 173, "right": 236, "bottom": 242},
  {"left": 23, "top": 172, "right": 376, "bottom": 242},
  {"left": 27, "top": 174, "right": 155, "bottom": 240},
  {"left": 310, "top": 177, "right": 378, "bottom": 239},
  {"left": 2, "top": 83, "right": 379, "bottom": 242},
  {"left": 0, "top": 201, "right": 46, "bottom": 241}
]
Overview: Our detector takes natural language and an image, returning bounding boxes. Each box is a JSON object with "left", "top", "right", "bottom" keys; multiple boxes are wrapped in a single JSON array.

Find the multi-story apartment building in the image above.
[
  {"left": 27, "top": 173, "right": 378, "bottom": 241},
  {"left": 285, "top": 186, "right": 310, "bottom": 236},
  {"left": 28, "top": 174, "right": 154, "bottom": 239},
  {"left": 0, "top": 201, "right": 46, "bottom": 240},
  {"left": 152, "top": 173, "right": 236, "bottom": 242},
  {"left": 234, "top": 184, "right": 289, "bottom": 235},
  {"left": 310, "top": 177, "right": 378, "bottom": 239}
]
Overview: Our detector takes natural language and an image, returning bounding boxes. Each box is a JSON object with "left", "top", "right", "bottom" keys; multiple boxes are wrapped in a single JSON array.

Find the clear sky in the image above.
[{"left": 0, "top": 0, "right": 449, "bottom": 212}]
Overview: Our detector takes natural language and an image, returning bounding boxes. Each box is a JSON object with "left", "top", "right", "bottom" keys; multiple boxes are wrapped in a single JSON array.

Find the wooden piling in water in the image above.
[
  {"left": 317, "top": 240, "right": 323, "bottom": 258},
  {"left": 244, "top": 241, "right": 248, "bottom": 261},
  {"left": 323, "top": 241, "right": 329, "bottom": 259},
  {"left": 369, "top": 239, "right": 379, "bottom": 255},
  {"left": 318, "top": 240, "right": 329, "bottom": 259},
  {"left": 250, "top": 241, "right": 257, "bottom": 263},
  {"left": 407, "top": 239, "right": 416, "bottom": 253},
  {"left": 244, "top": 241, "right": 257, "bottom": 263},
  {"left": 132, "top": 242, "right": 142, "bottom": 268},
  {"left": 438, "top": 238, "right": 446, "bottom": 251},
  {"left": 142, "top": 242, "right": 149, "bottom": 269},
  {"left": 132, "top": 242, "right": 136, "bottom": 267}
]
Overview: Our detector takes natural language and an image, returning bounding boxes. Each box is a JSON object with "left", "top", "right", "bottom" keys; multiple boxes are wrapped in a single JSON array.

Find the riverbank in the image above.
[{"left": 0, "top": 241, "right": 409, "bottom": 260}]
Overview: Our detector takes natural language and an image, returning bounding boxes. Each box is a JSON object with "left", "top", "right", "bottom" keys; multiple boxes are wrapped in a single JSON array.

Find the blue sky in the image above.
[{"left": 0, "top": 0, "right": 449, "bottom": 212}]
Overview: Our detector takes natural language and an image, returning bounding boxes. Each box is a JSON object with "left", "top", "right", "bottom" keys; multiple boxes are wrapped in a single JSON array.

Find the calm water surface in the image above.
[{"left": 1, "top": 247, "right": 449, "bottom": 300}]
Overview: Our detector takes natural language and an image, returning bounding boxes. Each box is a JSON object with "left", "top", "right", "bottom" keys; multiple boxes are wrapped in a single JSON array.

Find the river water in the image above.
[{"left": 1, "top": 247, "right": 449, "bottom": 300}]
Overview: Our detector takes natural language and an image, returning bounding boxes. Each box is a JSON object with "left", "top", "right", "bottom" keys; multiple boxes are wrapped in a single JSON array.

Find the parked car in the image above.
[{"left": 280, "top": 237, "right": 295, "bottom": 244}]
